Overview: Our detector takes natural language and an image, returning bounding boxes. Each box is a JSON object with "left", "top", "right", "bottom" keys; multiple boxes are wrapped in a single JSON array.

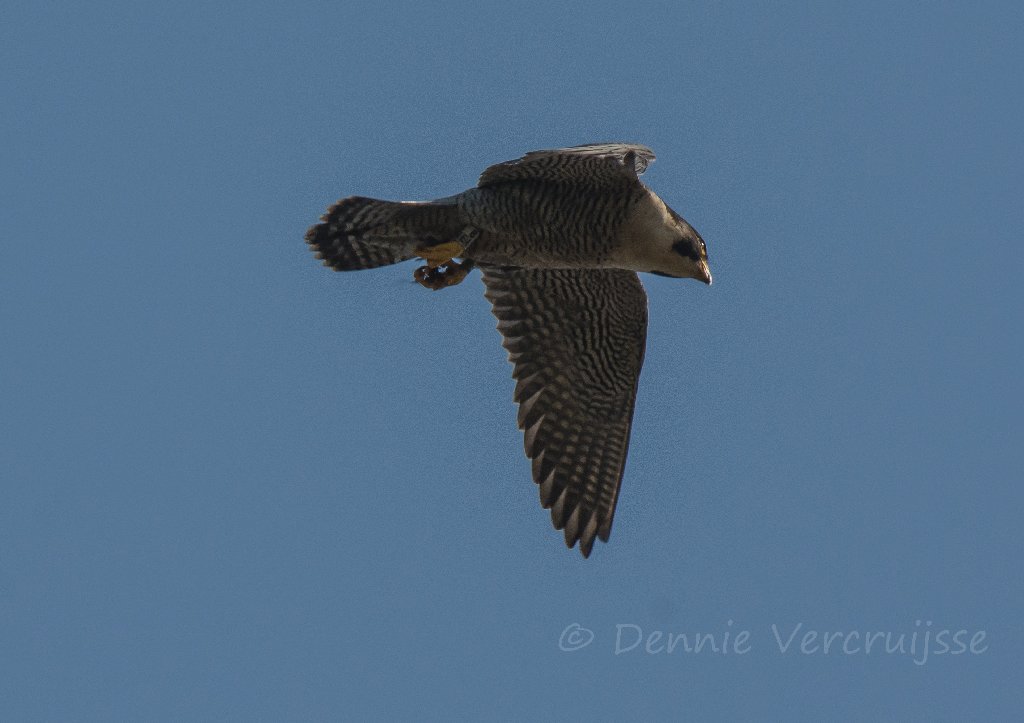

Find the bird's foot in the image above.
[
  {"left": 414, "top": 259, "right": 473, "bottom": 290},
  {"left": 414, "top": 241, "right": 465, "bottom": 268},
  {"left": 412, "top": 239, "right": 471, "bottom": 290}
]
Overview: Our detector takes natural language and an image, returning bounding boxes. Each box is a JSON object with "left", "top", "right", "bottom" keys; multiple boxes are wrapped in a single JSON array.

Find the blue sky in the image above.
[{"left": 2, "top": 1, "right": 1022, "bottom": 719}]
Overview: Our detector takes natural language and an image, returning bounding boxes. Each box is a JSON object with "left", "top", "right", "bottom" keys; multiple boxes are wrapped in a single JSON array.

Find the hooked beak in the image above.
[{"left": 697, "top": 259, "right": 713, "bottom": 285}]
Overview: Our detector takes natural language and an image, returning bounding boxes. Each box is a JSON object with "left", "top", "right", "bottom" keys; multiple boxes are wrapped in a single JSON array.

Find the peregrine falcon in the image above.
[{"left": 306, "top": 143, "right": 712, "bottom": 557}]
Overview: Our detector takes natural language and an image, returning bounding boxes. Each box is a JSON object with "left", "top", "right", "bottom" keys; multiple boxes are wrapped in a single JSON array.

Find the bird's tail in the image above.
[{"left": 305, "top": 196, "right": 462, "bottom": 271}]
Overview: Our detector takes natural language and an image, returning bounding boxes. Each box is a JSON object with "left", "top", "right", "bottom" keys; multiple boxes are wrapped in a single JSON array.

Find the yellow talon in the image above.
[{"left": 414, "top": 241, "right": 465, "bottom": 268}]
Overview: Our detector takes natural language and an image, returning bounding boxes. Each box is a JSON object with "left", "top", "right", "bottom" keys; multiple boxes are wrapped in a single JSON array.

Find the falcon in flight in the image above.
[{"left": 306, "top": 143, "right": 711, "bottom": 557}]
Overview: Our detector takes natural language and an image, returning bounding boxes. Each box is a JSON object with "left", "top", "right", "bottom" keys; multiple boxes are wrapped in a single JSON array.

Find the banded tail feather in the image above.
[{"left": 305, "top": 196, "right": 462, "bottom": 271}]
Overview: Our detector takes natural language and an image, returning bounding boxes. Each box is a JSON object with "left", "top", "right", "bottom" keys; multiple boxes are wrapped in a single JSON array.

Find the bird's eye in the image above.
[{"left": 671, "top": 239, "right": 700, "bottom": 261}]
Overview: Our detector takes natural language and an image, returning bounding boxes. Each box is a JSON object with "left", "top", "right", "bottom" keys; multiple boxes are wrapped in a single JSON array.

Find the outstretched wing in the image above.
[
  {"left": 481, "top": 266, "right": 649, "bottom": 557},
  {"left": 478, "top": 143, "right": 655, "bottom": 189}
]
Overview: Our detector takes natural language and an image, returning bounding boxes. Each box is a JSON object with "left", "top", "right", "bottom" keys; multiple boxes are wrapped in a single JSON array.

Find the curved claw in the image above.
[{"left": 413, "top": 260, "right": 473, "bottom": 290}]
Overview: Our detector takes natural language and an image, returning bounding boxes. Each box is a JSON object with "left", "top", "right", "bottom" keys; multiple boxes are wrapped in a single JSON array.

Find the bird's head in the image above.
[{"left": 635, "top": 200, "right": 712, "bottom": 285}]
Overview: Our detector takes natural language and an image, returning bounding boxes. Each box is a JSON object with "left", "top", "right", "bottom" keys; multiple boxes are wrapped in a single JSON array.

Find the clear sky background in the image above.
[{"left": 2, "top": 1, "right": 1022, "bottom": 719}]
